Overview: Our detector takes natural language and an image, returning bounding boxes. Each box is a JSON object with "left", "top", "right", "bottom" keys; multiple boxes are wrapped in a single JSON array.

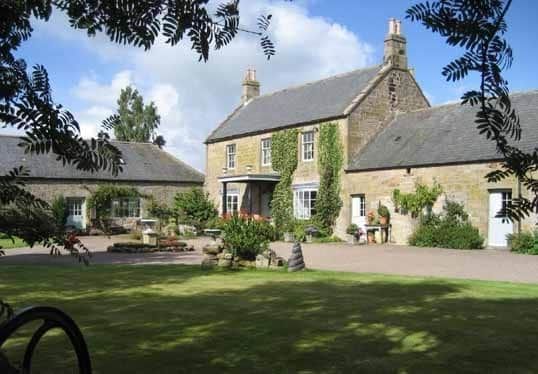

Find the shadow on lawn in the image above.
[{"left": 2, "top": 267, "right": 538, "bottom": 373}]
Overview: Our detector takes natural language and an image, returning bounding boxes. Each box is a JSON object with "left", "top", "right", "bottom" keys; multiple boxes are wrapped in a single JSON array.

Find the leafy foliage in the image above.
[
  {"left": 222, "top": 215, "right": 275, "bottom": 260},
  {"left": 271, "top": 129, "right": 298, "bottom": 232},
  {"left": 407, "top": 0, "right": 537, "bottom": 221},
  {"left": 409, "top": 201, "right": 484, "bottom": 249},
  {"left": 507, "top": 231, "right": 538, "bottom": 255},
  {"left": 174, "top": 188, "right": 217, "bottom": 231},
  {"left": 392, "top": 182, "right": 443, "bottom": 219},
  {"left": 51, "top": 195, "right": 68, "bottom": 228},
  {"left": 87, "top": 185, "right": 142, "bottom": 230},
  {"left": 314, "top": 123, "right": 343, "bottom": 234},
  {"left": 114, "top": 86, "right": 163, "bottom": 143}
]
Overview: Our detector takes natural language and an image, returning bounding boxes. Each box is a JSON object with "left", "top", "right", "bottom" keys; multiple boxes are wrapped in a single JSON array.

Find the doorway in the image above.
[{"left": 488, "top": 190, "right": 513, "bottom": 247}]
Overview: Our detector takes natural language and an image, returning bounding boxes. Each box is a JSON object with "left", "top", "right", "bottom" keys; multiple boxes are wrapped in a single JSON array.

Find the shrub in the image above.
[
  {"left": 313, "top": 236, "right": 344, "bottom": 243},
  {"left": 222, "top": 215, "right": 275, "bottom": 260},
  {"left": 346, "top": 224, "right": 358, "bottom": 235},
  {"left": 378, "top": 204, "right": 390, "bottom": 219},
  {"left": 174, "top": 188, "right": 217, "bottom": 232},
  {"left": 205, "top": 216, "right": 228, "bottom": 230},
  {"left": 293, "top": 220, "right": 328, "bottom": 242},
  {"left": 409, "top": 201, "right": 484, "bottom": 249},
  {"left": 51, "top": 195, "right": 68, "bottom": 230},
  {"left": 508, "top": 231, "right": 538, "bottom": 255}
]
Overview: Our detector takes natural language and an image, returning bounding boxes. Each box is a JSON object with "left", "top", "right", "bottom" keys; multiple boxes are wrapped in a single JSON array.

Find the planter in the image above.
[
  {"left": 346, "top": 234, "right": 357, "bottom": 245},
  {"left": 367, "top": 231, "right": 376, "bottom": 244},
  {"left": 284, "top": 232, "right": 295, "bottom": 243},
  {"left": 379, "top": 216, "right": 389, "bottom": 225}
]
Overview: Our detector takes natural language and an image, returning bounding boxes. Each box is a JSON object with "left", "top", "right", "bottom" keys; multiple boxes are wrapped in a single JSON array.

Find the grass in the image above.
[
  {"left": 0, "top": 236, "right": 27, "bottom": 249},
  {"left": 1, "top": 266, "right": 538, "bottom": 373}
]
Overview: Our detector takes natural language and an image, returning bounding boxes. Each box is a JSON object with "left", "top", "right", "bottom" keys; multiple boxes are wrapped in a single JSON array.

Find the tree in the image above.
[
  {"left": 407, "top": 0, "right": 537, "bottom": 220},
  {"left": 114, "top": 86, "right": 162, "bottom": 143},
  {"left": 0, "top": 1, "right": 278, "bottom": 250},
  {"left": 153, "top": 135, "right": 167, "bottom": 149},
  {"left": 174, "top": 188, "right": 217, "bottom": 232}
]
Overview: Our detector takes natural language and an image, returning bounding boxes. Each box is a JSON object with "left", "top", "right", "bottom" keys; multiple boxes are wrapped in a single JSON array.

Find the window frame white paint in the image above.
[
  {"left": 301, "top": 131, "right": 315, "bottom": 162},
  {"left": 226, "top": 193, "right": 239, "bottom": 214},
  {"left": 261, "top": 138, "right": 272, "bottom": 167},
  {"left": 226, "top": 143, "right": 236, "bottom": 170},
  {"left": 111, "top": 197, "right": 141, "bottom": 218},
  {"left": 294, "top": 188, "right": 317, "bottom": 220}
]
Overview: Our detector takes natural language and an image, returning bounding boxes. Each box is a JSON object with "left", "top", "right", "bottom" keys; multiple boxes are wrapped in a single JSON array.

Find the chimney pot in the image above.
[
  {"left": 241, "top": 68, "right": 260, "bottom": 104},
  {"left": 384, "top": 18, "right": 407, "bottom": 69}
]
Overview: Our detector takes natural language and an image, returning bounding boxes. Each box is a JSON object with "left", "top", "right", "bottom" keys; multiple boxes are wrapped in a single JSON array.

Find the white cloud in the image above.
[
  {"left": 73, "top": 70, "right": 133, "bottom": 105},
  {"left": 60, "top": 0, "right": 376, "bottom": 171}
]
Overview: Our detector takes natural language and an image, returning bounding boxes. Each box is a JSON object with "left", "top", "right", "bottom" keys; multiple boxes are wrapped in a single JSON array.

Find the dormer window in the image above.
[{"left": 226, "top": 144, "right": 236, "bottom": 169}]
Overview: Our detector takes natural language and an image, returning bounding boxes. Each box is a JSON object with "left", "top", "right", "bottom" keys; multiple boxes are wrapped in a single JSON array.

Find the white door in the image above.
[
  {"left": 488, "top": 191, "right": 513, "bottom": 247},
  {"left": 67, "top": 198, "right": 85, "bottom": 229},
  {"left": 351, "top": 195, "right": 366, "bottom": 231}
]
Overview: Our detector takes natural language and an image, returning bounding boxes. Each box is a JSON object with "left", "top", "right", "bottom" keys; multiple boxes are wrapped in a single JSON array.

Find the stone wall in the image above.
[
  {"left": 205, "top": 118, "right": 348, "bottom": 213},
  {"left": 336, "top": 162, "right": 537, "bottom": 245},
  {"left": 22, "top": 179, "right": 201, "bottom": 228},
  {"left": 347, "top": 68, "right": 429, "bottom": 164}
]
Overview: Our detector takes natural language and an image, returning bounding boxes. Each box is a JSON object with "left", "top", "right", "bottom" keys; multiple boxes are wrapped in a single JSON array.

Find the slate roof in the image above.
[
  {"left": 206, "top": 65, "right": 384, "bottom": 142},
  {"left": 349, "top": 91, "right": 538, "bottom": 171},
  {"left": 0, "top": 135, "right": 205, "bottom": 183}
]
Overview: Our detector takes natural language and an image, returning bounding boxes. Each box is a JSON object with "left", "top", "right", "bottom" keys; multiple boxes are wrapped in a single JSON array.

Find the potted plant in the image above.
[
  {"left": 346, "top": 224, "right": 358, "bottom": 244},
  {"left": 367, "top": 210, "right": 376, "bottom": 225},
  {"left": 283, "top": 221, "right": 295, "bottom": 243},
  {"left": 378, "top": 204, "right": 390, "bottom": 225},
  {"left": 305, "top": 225, "right": 319, "bottom": 243}
]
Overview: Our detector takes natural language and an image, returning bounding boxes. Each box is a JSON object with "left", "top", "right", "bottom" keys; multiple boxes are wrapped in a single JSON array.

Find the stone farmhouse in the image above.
[
  {"left": 205, "top": 19, "right": 538, "bottom": 247},
  {"left": 0, "top": 135, "right": 204, "bottom": 230}
]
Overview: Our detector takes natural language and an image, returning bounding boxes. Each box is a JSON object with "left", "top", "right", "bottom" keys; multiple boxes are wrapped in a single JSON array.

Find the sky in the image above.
[{"left": 8, "top": 0, "right": 538, "bottom": 172}]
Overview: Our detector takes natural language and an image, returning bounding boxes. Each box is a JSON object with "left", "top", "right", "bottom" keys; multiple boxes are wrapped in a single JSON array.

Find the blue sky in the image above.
[{"left": 10, "top": 0, "right": 538, "bottom": 170}]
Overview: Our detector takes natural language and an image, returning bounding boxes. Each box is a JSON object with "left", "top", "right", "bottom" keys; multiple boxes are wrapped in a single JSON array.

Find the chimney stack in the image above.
[
  {"left": 384, "top": 18, "right": 407, "bottom": 70},
  {"left": 241, "top": 69, "right": 260, "bottom": 104}
]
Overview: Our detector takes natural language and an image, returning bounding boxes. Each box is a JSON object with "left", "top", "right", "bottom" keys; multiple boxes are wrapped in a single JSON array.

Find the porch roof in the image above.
[{"left": 218, "top": 173, "right": 280, "bottom": 183}]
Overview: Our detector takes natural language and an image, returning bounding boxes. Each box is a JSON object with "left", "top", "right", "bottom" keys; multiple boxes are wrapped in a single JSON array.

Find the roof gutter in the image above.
[{"left": 205, "top": 114, "right": 347, "bottom": 144}]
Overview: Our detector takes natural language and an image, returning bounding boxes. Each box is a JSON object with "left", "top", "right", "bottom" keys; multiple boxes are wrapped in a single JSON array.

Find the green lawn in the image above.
[
  {"left": 1, "top": 266, "right": 538, "bottom": 373},
  {"left": 0, "top": 237, "right": 27, "bottom": 249}
]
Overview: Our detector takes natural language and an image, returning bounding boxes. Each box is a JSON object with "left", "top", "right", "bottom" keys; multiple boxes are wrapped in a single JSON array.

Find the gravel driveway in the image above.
[
  {"left": 0, "top": 235, "right": 208, "bottom": 266},
  {"left": 272, "top": 241, "right": 538, "bottom": 284},
  {"left": 3, "top": 236, "right": 538, "bottom": 284}
]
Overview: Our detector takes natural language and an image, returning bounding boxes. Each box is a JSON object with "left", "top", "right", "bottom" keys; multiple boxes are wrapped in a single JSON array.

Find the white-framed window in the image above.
[
  {"left": 294, "top": 188, "right": 317, "bottom": 220},
  {"left": 111, "top": 198, "right": 140, "bottom": 218},
  {"left": 301, "top": 131, "right": 314, "bottom": 161},
  {"left": 68, "top": 199, "right": 83, "bottom": 216},
  {"left": 261, "top": 138, "right": 272, "bottom": 166},
  {"left": 226, "top": 144, "right": 236, "bottom": 169},
  {"left": 226, "top": 194, "right": 239, "bottom": 214}
]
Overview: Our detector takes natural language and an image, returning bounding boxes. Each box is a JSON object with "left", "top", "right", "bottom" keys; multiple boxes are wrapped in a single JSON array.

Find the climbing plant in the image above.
[
  {"left": 271, "top": 129, "right": 298, "bottom": 232},
  {"left": 315, "top": 123, "right": 343, "bottom": 233},
  {"left": 392, "top": 182, "right": 443, "bottom": 219},
  {"left": 87, "top": 185, "right": 143, "bottom": 229}
]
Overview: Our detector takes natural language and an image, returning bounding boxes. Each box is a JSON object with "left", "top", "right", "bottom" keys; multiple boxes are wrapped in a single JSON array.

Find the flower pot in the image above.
[
  {"left": 367, "top": 231, "right": 376, "bottom": 244},
  {"left": 284, "top": 232, "right": 295, "bottom": 243},
  {"left": 379, "top": 216, "right": 388, "bottom": 225},
  {"left": 346, "top": 234, "right": 357, "bottom": 245},
  {"left": 306, "top": 234, "right": 313, "bottom": 243}
]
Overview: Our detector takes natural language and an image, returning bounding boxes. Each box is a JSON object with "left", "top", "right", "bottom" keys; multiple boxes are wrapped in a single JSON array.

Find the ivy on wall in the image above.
[
  {"left": 271, "top": 128, "right": 298, "bottom": 232},
  {"left": 392, "top": 182, "right": 443, "bottom": 219},
  {"left": 314, "top": 122, "right": 343, "bottom": 233},
  {"left": 87, "top": 185, "right": 143, "bottom": 228}
]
